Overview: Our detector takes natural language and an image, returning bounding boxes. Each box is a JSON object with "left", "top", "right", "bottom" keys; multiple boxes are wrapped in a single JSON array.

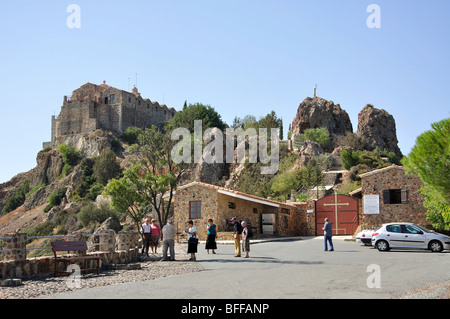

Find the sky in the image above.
[{"left": 0, "top": 0, "right": 449, "bottom": 183}]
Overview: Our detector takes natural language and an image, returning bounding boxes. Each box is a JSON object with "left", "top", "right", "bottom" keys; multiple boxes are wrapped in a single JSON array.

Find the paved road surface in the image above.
[{"left": 42, "top": 236, "right": 449, "bottom": 299}]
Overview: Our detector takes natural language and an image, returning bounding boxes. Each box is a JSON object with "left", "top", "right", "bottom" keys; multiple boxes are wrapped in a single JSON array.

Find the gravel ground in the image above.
[
  {"left": 396, "top": 280, "right": 450, "bottom": 299},
  {"left": 0, "top": 244, "right": 204, "bottom": 299}
]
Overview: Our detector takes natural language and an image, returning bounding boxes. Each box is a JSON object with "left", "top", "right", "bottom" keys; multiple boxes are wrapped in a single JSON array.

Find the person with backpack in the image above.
[{"left": 241, "top": 221, "right": 251, "bottom": 258}]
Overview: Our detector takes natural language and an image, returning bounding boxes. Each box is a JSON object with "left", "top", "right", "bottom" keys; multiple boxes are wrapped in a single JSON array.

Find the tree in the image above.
[
  {"left": 93, "top": 148, "right": 122, "bottom": 185},
  {"left": 340, "top": 148, "right": 359, "bottom": 170},
  {"left": 258, "top": 110, "right": 282, "bottom": 140},
  {"left": 104, "top": 177, "right": 146, "bottom": 236},
  {"left": 165, "top": 102, "right": 225, "bottom": 133},
  {"left": 402, "top": 118, "right": 450, "bottom": 230},
  {"left": 294, "top": 127, "right": 330, "bottom": 149},
  {"left": 270, "top": 170, "right": 300, "bottom": 200},
  {"left": 121, "top": 127, "right": 142, "bottom": 144},
  {"left": 105, "top": 126, "right": 186, "bottom": 234}
]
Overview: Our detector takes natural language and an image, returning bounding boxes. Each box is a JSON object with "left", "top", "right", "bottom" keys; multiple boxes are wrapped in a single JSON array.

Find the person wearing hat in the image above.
[
  {"left": 162, "top": 218, "right": 177, "bottom": 261},
  {"left": 231, "top": 217, "right": 243, "bottom": 257}
]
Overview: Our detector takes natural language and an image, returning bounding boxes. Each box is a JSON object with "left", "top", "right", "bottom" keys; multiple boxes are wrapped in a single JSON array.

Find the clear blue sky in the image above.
[{"left": 1, "top": 0, "right": 449, "bottom": 183}]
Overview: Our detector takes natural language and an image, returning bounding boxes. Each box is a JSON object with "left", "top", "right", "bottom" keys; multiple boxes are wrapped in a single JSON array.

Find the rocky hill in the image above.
[
  {"left": 290, "top": 97, "right": 401, "bottom": 154},
  {"left": 0, "top": 96, "right": 403, "bottom": 236}
]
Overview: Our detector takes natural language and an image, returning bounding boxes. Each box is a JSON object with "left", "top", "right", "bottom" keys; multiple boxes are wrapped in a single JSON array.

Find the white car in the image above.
[
  {"left": 371, "top": 222, "right": 450, "bottom": 252},
  {"left": 355, "top": 228, "right": 378, "bottom": 246}
]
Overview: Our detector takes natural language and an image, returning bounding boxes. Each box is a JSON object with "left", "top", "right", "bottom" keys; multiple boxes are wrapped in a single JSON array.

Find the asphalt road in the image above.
[{"left": 43, "top": 236, "right": 450, "bottom": 299}]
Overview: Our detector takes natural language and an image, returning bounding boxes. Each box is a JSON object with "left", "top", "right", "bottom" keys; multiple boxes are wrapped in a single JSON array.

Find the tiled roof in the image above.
[
  {"left": 176, "top": 181, "right": 303, "bottom": 207},
  {"left": 358, "top": 165, "right": 404, "bottom": 178}
]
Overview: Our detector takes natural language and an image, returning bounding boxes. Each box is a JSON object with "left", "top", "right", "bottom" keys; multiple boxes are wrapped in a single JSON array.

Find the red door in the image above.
[{"left": 316, "top": 193, "right": 358, "bottom": 236}]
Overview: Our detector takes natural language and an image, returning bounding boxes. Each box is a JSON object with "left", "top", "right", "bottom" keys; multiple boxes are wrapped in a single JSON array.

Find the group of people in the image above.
[
  {"left": 140, "top": 216, "right": 252, "bottom": 261},
  {"left": 141, "top": 217, "right": 335, "bottom": 261}
]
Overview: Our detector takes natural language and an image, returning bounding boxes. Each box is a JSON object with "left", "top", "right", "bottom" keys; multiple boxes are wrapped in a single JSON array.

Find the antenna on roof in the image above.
[
  {"left": 314, "top": 84, "right": 317, "bottom": 97},
  {"left": 135, "top": 73, "right": 138, "bottom": 88}
]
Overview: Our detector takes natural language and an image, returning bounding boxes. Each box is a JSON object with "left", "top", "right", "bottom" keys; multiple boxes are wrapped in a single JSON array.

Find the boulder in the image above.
[{"left": 356, "top": 105, "right": 403, "bottom": 159}]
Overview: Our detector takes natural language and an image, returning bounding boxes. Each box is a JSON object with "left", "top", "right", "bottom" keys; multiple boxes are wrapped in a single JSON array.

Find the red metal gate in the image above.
[{"left": 316, "top": 193, "right": 358, "bottom": 236}]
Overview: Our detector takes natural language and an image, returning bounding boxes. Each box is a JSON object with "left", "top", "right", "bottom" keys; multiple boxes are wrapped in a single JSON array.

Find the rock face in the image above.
[
  {"left": 298, "top": 141, "right": 323, "bottom": 167},
  {"left": 291, "top": 97, "right": 353, "bottom": 137},
  {"left": 357, "top": 105, "right": 403, "bottom": 158}
]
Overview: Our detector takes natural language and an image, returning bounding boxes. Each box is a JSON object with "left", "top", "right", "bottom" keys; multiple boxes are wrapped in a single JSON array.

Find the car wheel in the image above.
[
  {"left": 376, "top": 240, "right": 390, "bottom": 252},
  {"left": 429, "top": 240, "right": 443, "bottom": 253}
]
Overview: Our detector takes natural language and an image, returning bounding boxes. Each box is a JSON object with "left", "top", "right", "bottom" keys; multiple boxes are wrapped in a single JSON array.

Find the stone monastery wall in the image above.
[{"left": 45, "top": 82, "right": 176, "bottom": 148}]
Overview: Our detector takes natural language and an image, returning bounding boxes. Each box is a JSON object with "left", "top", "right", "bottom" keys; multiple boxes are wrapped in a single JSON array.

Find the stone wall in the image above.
[
  {"left": 172, "top": 182, "right": 309, "bottom": 240},
  {"left": 358, "top": 166, "right": 428, "bottom": 229},
  {"left": 0, "top": 231, "right": 140, "bottom": 279},
  {"left": 46, "top": 82, "right": 177, "bottom": 149},
  {"left": 173, "top": 183, "right": 219, "bottom": 240}
]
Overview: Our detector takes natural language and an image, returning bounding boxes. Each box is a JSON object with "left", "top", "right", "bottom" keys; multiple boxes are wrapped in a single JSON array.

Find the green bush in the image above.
[
  {"left": 78, "top": 202, "right": 119, "bottom": 228},
  {"left": 2, "top": 180, "right": 30, "bottom": 215},
  {"left": 58, "top": 144, "right": 81, "bottom": 166},
  {"left": 61, "top": 163, "right": 73, "bottom": 177},
  {"left": 26, "top": 183, "right": 46, "bottom": 198},
  {"left": 295, "top": 127, "right": 331, "bottom": 149},
  {"left": 44, "top": 188, "right": 67, "bottom": 213},
  {"left": 340, "top": 149, "right": 359, "bottom": 170},
  {"left": 121, "top": 127, "right": 142, "bottom": 144},
  {"left": 25, "top": 221, "right": 55, "bottom": 237},
  {"left": 93, "top": 148, "right": 122, "bottom": 185}
]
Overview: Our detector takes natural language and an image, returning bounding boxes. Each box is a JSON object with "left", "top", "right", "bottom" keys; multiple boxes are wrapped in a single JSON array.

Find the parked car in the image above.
[
  {"left": 371, "top": 222, "right": 450, "bottom": 252},
  {"left": 355, "top": 228, "right": 379, "bottom": 246}
]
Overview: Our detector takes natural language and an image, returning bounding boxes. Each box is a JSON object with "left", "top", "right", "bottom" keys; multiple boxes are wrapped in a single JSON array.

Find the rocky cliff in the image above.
[
  {"left": 291, "top": 97, "right": 353, "bottom": 137},
  {"left": 291, "top": 97, "right": 402, "bottom": 157},
  {"left": 357, "top": 105, "right": 403, "bottom": 159}
]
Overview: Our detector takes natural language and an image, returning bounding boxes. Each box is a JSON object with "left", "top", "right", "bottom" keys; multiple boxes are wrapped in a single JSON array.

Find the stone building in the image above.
[
  {"left": 170, "top": 182, "right": 308, "bottom": 240},
  {"left": 350, "top": 165, "right": 428, "bottom": 230},
  {"left": 43, "top": 82, "right": 177, "bottom": 149}
]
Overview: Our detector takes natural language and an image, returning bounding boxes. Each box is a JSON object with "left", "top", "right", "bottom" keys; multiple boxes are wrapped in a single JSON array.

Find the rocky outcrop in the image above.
[
  {"left": 33, "top": 149, "right": 63, "bottom": 186},
  {"left": 55, "top": 129, "right": 117, "bottom": 158},
  {"left": 291, "top": 97, "right": 353, "bottom": 138},
  {"left": 357, "top": 105, "right": 403, "bottom": 158},
  {"left": 297, "top": 141, "right": 323, "bottom": 167}
]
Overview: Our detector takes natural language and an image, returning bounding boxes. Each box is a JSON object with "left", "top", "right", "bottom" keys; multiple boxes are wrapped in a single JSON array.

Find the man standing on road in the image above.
[
  {"left": 231, "top": 217, "right": 243, "bottom": 257},
  {"left": 162, "top": 218, "right": 177, "bottom": 261},
  {"left": 322, "top": 218, "right": 334, "bottom": 251}
]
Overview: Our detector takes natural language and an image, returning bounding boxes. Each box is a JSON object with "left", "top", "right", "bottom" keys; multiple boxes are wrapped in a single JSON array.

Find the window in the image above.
[
  {"left": 110, "top": 94, "right": 115, "bottom": 103},
  {"left": 189, "top": 201, "right": 201, "bottom": 219},
  {"left": 383, "top": 189, "right": 407, "bottom": 204},
  {"left": 228, "top": 202, "right": 236, "bottom": 209},
  {"left": 402, "top": 225, "right": 422, "bottom": 234},
  {"left": 386, "top": 224, "right": 401, "bottom": 233}
]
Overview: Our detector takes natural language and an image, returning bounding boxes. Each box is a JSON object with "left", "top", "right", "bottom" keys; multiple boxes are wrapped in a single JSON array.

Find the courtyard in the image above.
[{"left": 42, "top": 236, "right": 449, "bottom": 299}]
